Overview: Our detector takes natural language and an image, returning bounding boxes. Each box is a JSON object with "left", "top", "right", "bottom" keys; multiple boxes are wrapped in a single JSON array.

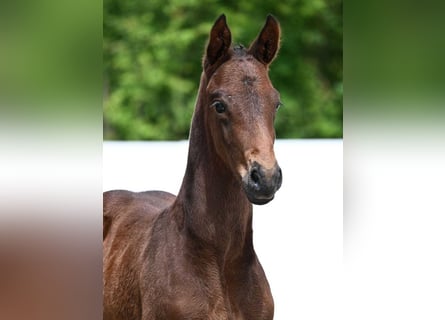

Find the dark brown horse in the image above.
[{"left": 103, "top": 14, "right": 282, "bottom": 320}]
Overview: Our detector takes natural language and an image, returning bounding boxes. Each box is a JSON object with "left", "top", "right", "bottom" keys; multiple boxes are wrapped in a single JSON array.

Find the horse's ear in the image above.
[
  {"left": 248, "top": 15, "right": 281, "bottom": 66},
  {"left": 204, "top": 14, "right": 232, "bottom": 72}
]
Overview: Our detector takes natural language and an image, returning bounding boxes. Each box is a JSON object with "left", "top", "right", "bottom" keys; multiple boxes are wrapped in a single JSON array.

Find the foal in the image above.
[{"left": 103, "top": 14, "right": 282, "bottom": 320}]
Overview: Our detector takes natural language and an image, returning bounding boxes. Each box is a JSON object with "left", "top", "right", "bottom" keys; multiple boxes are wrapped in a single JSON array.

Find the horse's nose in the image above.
[{"left": 243, "top": 162, "right": 282, "bottom": 205}]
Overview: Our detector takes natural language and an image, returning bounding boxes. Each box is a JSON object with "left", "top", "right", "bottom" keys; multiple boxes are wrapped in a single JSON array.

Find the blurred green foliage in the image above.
[{"left": 103, "top": 0, "right": 342, "bottom": 140}]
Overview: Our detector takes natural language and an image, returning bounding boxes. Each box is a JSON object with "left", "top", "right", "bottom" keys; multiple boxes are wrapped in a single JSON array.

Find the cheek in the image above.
[
  {"left": 214, "top": 120, "right": 231, "bottom": 155},
  {"left": 211, "top": 119, "right": 245, "bottom": 165},
  {"left": 220, "top": 121, "right": 231, "bottom": 144},
  {"left": 208, "top": 117, "right": 229, "bottom": 156}
]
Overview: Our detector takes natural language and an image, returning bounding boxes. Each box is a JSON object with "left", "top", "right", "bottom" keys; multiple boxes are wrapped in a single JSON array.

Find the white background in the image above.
[
  {"left": 104, "top": 138, "right": 445, "bottom": 319},
  {"left": 103, "top": 139, "right": 343, "bottom": 319}
]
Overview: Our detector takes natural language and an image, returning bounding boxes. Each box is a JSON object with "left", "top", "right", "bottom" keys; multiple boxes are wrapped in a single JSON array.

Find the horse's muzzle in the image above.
[{"left": 242, "top": 162, "right": 282, "bottom": 205}]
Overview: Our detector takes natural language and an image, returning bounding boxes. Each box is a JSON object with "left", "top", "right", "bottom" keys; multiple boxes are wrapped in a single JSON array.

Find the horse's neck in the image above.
[
  {"left": 177, "top": 144, "right": 254, "bottom": 264},
  {"left": 176, "top": 75, "right": 254, "bottom": 263}
]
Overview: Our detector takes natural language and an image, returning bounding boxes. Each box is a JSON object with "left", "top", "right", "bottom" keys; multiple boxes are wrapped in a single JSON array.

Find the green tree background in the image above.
[{"left": 104, "top": 0, "right": 342, "bottom": 140}]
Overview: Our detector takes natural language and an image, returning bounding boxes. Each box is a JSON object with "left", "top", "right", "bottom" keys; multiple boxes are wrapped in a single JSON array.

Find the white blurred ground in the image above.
[{"left": 103, "top": 139, "right": 343, "bottom": 319}]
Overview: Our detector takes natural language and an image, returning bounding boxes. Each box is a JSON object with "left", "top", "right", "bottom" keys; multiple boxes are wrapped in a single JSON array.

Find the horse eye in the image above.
[
  {"left": 275, "top": 102, "right": 283, "bottom": 111},
  {"left": 212, "top": 101, "right": 226, "bottom": 113}
]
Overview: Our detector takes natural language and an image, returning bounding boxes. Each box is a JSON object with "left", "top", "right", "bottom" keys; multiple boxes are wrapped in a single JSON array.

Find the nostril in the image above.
[{"left": 250, "top": 168, "right": 260, "bottom": 184}]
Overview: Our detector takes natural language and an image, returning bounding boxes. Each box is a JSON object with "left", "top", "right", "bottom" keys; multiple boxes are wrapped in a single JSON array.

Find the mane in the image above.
[{"left": 232, "top": 44, "right": 248, "bottom": 57}]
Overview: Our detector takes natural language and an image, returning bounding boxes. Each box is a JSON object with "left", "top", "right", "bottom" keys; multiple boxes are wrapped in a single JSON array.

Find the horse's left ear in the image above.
[{"left": 248, "top": 15, "right": 281, "bottom": 66}]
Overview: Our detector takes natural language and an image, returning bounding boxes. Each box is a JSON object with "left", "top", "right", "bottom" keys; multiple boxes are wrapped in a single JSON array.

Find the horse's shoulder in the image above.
[
  {"left": 103, "top": 190, "right": 176, "bottom": 240},
  {"left": 137, "top": 190, "right": 177, "bottom": 205},
  {"left": 104, "top": 189, "right": 175, "bottom": 213}
]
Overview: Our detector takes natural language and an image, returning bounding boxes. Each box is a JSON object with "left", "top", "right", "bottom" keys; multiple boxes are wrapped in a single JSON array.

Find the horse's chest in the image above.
[
  {"left": 145, "top": 233, "right": 273, "bottom": 319},
  {"left": 151, "top": 276, "right": 273, "bottom": 320},
  {"left": 161, "top": 295, "right": 248, "bottom": 320}
]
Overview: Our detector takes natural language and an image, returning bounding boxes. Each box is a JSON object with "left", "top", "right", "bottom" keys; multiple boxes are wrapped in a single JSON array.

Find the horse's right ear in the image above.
[
  {"left": 248, "top": 15, "right": 281, "bottom": 66},
  {"left": 204, "top": 14, "right": 232, "bottom": 73}
]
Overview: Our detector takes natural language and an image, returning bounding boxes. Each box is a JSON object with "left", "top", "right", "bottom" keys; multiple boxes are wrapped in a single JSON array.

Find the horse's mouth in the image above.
[{"left": 246, "top": 192, "right": 275, "bottom": 205}]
